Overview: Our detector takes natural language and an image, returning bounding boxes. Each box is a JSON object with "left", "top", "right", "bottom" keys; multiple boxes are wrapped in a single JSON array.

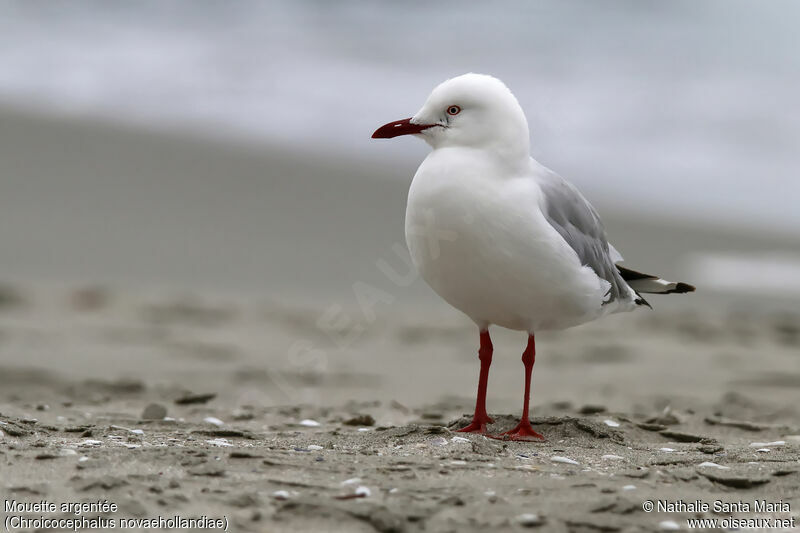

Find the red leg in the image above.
[
  {"left": 497, "top": 334, "right": 544, "bottom": 441},
  {"left": 457, "top": 329, "right": 494, "bottom": 434}
]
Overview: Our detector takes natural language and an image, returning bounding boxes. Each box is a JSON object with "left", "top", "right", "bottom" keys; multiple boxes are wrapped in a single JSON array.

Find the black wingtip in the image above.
[{"left": 671, "top": 282, "right": 696, "bottom": 294}]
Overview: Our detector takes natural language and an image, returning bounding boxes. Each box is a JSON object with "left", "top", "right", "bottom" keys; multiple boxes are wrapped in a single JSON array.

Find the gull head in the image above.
[{"left": 372, "top": 73, "right": 530, "bottom": 157}]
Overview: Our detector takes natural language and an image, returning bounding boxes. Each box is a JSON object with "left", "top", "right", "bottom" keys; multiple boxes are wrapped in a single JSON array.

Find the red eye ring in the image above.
[{"left": 447, "top": 105, "right": 461, "bottom": 116}]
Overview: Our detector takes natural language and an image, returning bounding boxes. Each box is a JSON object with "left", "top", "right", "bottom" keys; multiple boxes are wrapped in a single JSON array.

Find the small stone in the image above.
[
  {"left": 551, "top": 456, "right": 579, "bottom": 465},
  {"left": 517, "top": 513, "right": 543, "bottom": 527},
  {"left": 698, "top": 461, "right": 729, "bottom": 470},
  {"left": 659, "top": 520, "right": 680, "bottom": 530},
  {"left": 141, "top": 403, "right": 167, "bottom": 420},
  {"left": 602, "top": 454, "right": 624, "bottom": 460},
  {"left": 603, "top": 419, "right": 620, "bottom": 427},
  {"left": 622, "top": 485, "right": 637, "bottom": 491},
  {"left": 307, "top": 445, "right": 323, "bottom": 451},
  {"left": 273, "top": 490, "right": 290, "bottom": 501},
  {"left": 203, "top": 417, "right": 224, "bottom": 426},
  {"left": 299, "top": 419, "right": 320, "bottom": 427}
]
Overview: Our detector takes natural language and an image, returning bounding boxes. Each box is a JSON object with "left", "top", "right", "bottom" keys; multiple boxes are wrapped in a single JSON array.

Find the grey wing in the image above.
[{"left": 537, "top": 170, "right": 631, "bottom": 305}]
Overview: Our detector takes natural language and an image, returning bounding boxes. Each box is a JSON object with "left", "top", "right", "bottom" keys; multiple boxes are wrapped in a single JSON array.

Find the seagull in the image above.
[{"left": 372, "top": 73, "right": 695, "bottom": 441}]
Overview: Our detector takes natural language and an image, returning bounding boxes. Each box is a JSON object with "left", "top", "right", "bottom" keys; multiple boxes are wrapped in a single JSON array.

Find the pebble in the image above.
[
  {"left": 451, "top": 436, "right": 471, "bottom": 444},
  {"left": 206, "top": 438, "right": 233, "bottom": 447},
  {"left": 601, "top": 454, "right": 624, "bottom": 460},
  {"left": 429, "top": 437, "right": 448, "bottom": 447},
  {"left": 659, "top": 520, "right": 681, "bottom": 530},
  {"left": 203, "top": 417, "right": 224, "bottom": 426},
  {"left": 141, "top": 403, "right": 167, "bottom": 420},
  {"left": 749, "top": 440, "right": 785, "bottom": 447},
  {"left": 756, "top": 448, "right": 771, "bottom": 453},
  {"left": 517, "top": 513, "right": 542, "bottom": 527},
  {"left": 299, "top": 419, "right": 321, "bottom": 427},
  {"left": 341, "top": 477, "right": 362, "bottom": 485},
  {"left": 659, "top": 448, "right": 675, "bottom": 452},
  {"left": 551, "top": 456, "right": 579, "bottom": 465},
  {"left": 354, "top": 486, "right": 371, "bottom": 497},
  {"left": 697, "top": 461, "right": 729, "bottom": 469},
  {"left": 307, "top": 444, "right": 324, "bottom": 451},
  {"left": 79, "top": 439, "right": 103, "bottom": 447},
  {"left": 603, "top": 419, "right": 620, "bottom": 428},
  {"left": 622, "top": 485, "right": 637, "bottom": 491},
  {"left": 272, "top": 490, "right": 290, "bottom": 500},
  {"left": 110, "top": 425, "right": 144, "bottom": 435}
]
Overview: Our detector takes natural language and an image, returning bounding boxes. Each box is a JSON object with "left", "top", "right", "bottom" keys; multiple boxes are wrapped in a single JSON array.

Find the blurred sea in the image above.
[{"left": 1, "top": 0, "right": 799, "bottom": 234}]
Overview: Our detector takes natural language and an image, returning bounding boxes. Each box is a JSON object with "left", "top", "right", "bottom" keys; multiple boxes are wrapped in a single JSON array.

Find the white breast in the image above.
[{"left": 405, "top": 148, "right": 610, "bottom": 332}]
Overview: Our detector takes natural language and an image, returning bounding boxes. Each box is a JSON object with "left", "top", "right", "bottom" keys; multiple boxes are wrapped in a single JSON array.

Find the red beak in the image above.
[{"left": 372, "top": 117, "right": 435, "bottom": 139}]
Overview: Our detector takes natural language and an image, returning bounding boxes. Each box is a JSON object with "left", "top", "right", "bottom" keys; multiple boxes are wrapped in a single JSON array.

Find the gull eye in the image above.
[{"left": 446, "top": 105, "right": 461, "bottom": 116}]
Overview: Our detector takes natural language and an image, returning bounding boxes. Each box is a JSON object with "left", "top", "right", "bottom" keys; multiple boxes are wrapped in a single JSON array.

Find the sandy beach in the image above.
[{"left": 2, "top": 109, "right": 799, "bottom": 531}]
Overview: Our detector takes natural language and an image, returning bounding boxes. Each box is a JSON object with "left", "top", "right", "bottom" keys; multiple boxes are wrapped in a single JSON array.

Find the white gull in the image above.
[{"left": 372, "top": 73, "right": 694, "bottom": 440}]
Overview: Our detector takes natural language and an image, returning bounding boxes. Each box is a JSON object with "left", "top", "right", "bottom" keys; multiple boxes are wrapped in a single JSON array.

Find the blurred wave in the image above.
[{"left": 1, "top": 0, "right": 798, "bottom": 233}]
